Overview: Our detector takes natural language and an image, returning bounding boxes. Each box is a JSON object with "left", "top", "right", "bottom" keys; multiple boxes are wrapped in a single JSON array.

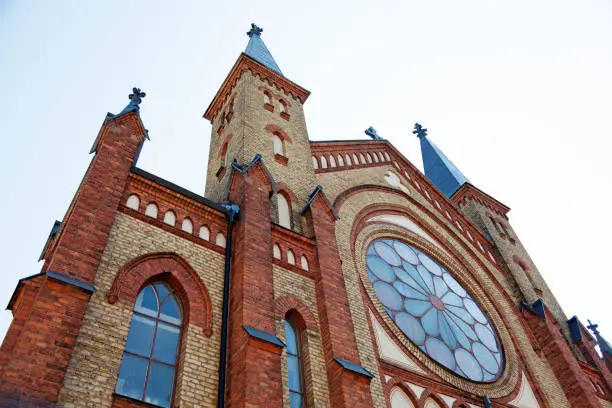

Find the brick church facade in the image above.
[{"left": 1, "top": 24, "right": 611, "bottom": 408}]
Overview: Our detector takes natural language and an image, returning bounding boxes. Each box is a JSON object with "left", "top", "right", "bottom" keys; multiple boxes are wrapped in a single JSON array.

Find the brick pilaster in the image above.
[
  {"left": 225, "top": 158, "right": 284, "bottom": 407},
  {"left": 305, "top": 191, "right": 374, "bottom": 407},
  {"left": 0, "top": 112, "right": 146, "bottom": 406}
]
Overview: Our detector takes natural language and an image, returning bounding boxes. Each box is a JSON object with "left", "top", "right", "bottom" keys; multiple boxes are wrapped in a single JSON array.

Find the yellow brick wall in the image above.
[
  {"left": 205, "top": 72, "right": 318, "bottom": 235},
  {"left": 272, "top": 265, "right": 331, "bottom": 407},
  {"left": 58, "top": 212, "right": 226, "bottom": 407}
]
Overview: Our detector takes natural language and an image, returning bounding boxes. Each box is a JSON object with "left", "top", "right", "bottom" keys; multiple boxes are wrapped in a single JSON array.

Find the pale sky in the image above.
[{"left": 1, "top": 0, "right": 610, "bottom": 348}]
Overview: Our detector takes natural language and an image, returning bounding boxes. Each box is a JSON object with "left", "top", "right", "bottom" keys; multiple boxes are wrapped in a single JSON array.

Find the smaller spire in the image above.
[
  {"left": 365, "top": 126, "right": 384, "bottom": 140},
  {"left": 244, "top": 23, "right": 283, "bottom": 76},
  {"left": 415, "top": 122, "right": 469, "bottom": 198},
  {"left": 587, "top": 320, "right": 612, "bottom": 357}
]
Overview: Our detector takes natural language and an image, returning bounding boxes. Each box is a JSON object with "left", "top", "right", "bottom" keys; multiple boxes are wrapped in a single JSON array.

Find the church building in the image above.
[{"left": 1, "top": 24, "right": 612, "bottom": 408}]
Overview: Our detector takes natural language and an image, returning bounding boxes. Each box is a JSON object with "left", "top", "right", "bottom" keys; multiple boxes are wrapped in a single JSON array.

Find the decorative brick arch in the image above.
[
  {"left": 274, "top": 295, "right": 317, "bottom": 331},
  {"left": 265, "top": 124, "right": 293, "bottom": 143},
  {"left": 386, "top": 378, "right": 420, "bottom": 407},
  {"left": 419, "top": 388, "right": 448, "bottom": 408},
  {"left": 107, "top": 252, "right": 213, "bottom": 337}
]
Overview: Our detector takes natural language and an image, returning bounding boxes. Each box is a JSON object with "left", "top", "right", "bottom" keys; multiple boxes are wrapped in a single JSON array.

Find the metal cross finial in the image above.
[
  {"left": 587, "top": 319, "right": 600, "bottom": 335},
  {"left": 247, "top": 23, "right": 263, "bottom": 37},
  {"left": 413, "top": 123, "right": 428, "bottom": 138},
  {"left": 365, "top": 126, "right": 383, "bottom": 140},
  {"left": 129, "top": 88, "right": 146, "bottom": 106}
]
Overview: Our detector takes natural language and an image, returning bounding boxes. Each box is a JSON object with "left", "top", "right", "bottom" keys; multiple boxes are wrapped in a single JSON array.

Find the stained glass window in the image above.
[
  {"left": 285, "top": 316, "right": 305, "bottom": 408},
  {"left": 366, "top": 238, "right": 504, "bottom": 382},
  {"left": 115, "top": 283, "right": 182, "bottom": 407}
]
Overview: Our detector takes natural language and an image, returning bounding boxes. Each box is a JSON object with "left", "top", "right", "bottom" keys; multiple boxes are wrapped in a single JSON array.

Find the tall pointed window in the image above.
[
  {"left": 273, "top": 133, "right": 284, "bottom": 155},
  {"left": 115, "top": 283, "right": 182, "bottom": 408},
  {"left": 277, "top": 193, "right": 291, "bottom": 229},
  {"left": 285, "top": 314, "right": 305, "bottom": 408}
]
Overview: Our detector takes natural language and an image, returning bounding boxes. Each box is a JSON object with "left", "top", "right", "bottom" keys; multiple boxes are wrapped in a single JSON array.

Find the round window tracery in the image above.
[{"left": 366, "top": 238, "right": 504, "bottom": 382}]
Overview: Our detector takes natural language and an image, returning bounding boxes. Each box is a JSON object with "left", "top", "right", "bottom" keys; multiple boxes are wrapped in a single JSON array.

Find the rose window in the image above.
[{"left": 366, "top": 238, "right": 504, "bottom": 382}]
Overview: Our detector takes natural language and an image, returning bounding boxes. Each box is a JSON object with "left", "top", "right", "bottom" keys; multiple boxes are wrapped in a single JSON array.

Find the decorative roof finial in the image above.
[
  {"left": 365, "top": 126, "right": 384, "bottom": 140},
  {"left": 587, "top": 319, "right": 600, "bottom": 335},
  {"left": 413, "top": 123, "right": 427, "bottom": 138},
  {"left": 116, "top": 87, "right": 146, "bottom": 116},
  {"left": 247, "top": 23, "right": 263, "bottom": 38},
  {"left": 587, "top": 319, "right": 612, "bottom": 357}
]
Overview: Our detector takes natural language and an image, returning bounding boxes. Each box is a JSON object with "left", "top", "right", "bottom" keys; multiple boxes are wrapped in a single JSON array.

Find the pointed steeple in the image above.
[
  {"left": 587, "top": 320, "right": 612, "bottom": 358},
  {"left": 244, "top": 24, "right": 283, "bottom": 75},
  {"left": 414, "top": 123, "right": 469, "bottom": 198}
]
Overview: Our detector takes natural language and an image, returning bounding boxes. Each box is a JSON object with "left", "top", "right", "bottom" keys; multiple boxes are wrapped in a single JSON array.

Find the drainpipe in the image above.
[{"left": 217, "top": 203, "right": 239, "bottom": 408}]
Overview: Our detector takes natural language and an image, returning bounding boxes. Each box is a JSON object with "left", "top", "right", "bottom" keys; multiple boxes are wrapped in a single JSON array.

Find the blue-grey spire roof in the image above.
[
  {"left": 414, "top": 123, "right": 469, "bottom": 198},
  {"left": 245, "top": 24, "right": 283, "bottom": 75},
  {"left": 587, "top": 320, "right": 612, "bottom": 358}
]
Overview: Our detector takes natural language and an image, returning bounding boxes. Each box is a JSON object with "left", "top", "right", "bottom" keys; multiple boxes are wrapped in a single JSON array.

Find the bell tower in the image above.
[{"left": 203, "top": 24, "right": 318, "bottom": 234}]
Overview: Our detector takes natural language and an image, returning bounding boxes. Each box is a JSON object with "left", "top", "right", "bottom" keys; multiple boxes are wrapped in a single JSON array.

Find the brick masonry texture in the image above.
[
  {"left": 57, "top": 213, "right": 226, "bottom": 407},
  {"left": 3, "top": 51, "right": 612, "bottom": 408}
]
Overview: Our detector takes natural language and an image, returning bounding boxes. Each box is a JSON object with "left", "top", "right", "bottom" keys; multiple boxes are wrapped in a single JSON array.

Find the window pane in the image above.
[
  {"left": 289, "top": 392, "right": 303, "bottom": 408},
  {"left": 160, "top": 295, "right": 181, "bottom": 325},
  {"left": 145, "top": 362, "right": 175, "bottom": 408},
  {"left": 125, "top": 315, "right": 155, "bottom": 356},
  {"left": 154, "top": 282, "right": 170, "bottom": 302},
  {"left": 287, "top": 355, "right": 302, "bottom": 392},
  {"left": 284, "top": 320, "right": 297, "bottom": 355},
  {"left": 135, "top": 286, "right": 158, "bottom": 317},
  {"left": 152, "top": 322, "right": 180, "bottom": 364},
  {"left": 115, "top": 354, "right": 148, "bottom": 400}
]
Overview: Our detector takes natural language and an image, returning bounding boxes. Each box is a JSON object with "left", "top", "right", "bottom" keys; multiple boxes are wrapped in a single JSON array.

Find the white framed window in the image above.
[
  {"left": 277, "top": 194, "right": 291, "bottom": 229},
  {"left": 164, "top": 211, "right": 176, "bottom": 226},
  {"left": 126, "top": 194, "right": 140, "bottom": 211},
  {"left": 181, "top": 218, "right": 193, "bottom": 234},
  {"left": 199, "top": 226, "right": 210, "bottom": 241},
  {"left": 145, "top": 203, "right": 158, "bottom": 218}
]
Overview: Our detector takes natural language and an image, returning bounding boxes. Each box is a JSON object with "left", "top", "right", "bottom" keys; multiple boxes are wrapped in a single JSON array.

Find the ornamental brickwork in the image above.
[{"left": 1, "top": 25, "right": 611, "bottom": 408}]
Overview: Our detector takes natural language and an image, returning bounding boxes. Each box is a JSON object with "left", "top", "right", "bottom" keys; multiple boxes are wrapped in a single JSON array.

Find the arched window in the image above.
[
  {"left": 384, "top": 152, "right": 391, "bottom": 161},
  {"left": 285, "top": 314, "right": 305, "bottom": 408},
  {"left": 300, "top": 256, "right": 309, "bottom": 271},
  {"left": 352, "top": 153, "right": 359, "bottom": 165},
  {"left": 278, "top": 194, "right": 291, "bottom": 229},
  {"left": 337, "top": 155, "right": 344, "bottom": 166},
  {"left": 145, "top": 203, "right": 158, "bottom": 218},
  {"left": 216, "top": 233, "right": 226, "bottom": 248},
  {"left": 273, "top": 133, "right": 284, "bottom": 155},
  {"left": 126, "top": 194, "right": 140, "bottom": 211},
  {"left": 279, "top": 99, "right": 287, "bottom": 113},
  {"left": 273, "top": 243, "right": 281, "bottom": 260},
  {"left": 366, "top": 153, "right": 373, "bottom": 163},
  {"left": 263, "top": 91, "right": 271, "bottom": 105},
  {"left": 372, "top": 152, "right": 379, "bottom": 163},
  {"left": 329, "top": 155, "right": 336, "bottom": 168},
  {"left": 360, "top": 153, "right": 366, "bottom": 164},
  {"left": 199, "top": 225, "right": 210, "bottom": 241},
  {"left": 287, "top": 249, "right": 295, "bottom": 265},
  {"left": 220, "top": 142, "right": 229, "bottom": 166},
  {"left": 115, "top": 282, "right": 182, "bottom": 407},
  {"left": 390, "top": 387, "right": 415, "bottom": 408},
  {"left": 163, "top": 211, "right": 176, "bottom": 226},
  {"left": 181, "top": 218, "right": 193, "bottom": 234},
  {"left": 345, "top": 154, "right": 352, "bottom": 166},
  {"left": 378, "top": 152, "right": 385, "bottom": 162},
  {"left": 320, "top": 156, "right": 328, "bottom": 169},
  {"left": 312, "top": 156, "right": 318, "bottom": 169}
]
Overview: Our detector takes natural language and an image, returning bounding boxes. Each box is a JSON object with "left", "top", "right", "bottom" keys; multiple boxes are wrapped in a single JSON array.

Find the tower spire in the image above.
[
  {"left": 414, "top": 123, "right": 469, "bottom": 198},
  {"left": 587, "top": 320, "right": 612, "bottom": 358},
  {"left": 244, "top": 23, "right": 283, "bottom": 75}
]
